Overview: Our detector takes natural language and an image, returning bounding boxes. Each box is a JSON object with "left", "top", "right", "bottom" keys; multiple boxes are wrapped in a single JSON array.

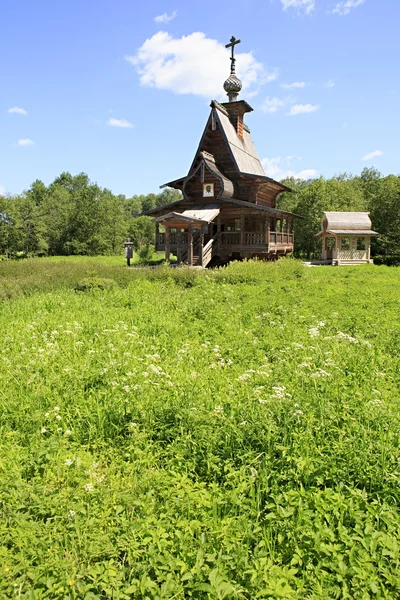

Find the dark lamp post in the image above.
[{"left": 124, "top": 238, "right": 134, "bottom": 267}]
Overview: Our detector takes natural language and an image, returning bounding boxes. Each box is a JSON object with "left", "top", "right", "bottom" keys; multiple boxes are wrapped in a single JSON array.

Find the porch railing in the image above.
[
  {"left": 269, "top": 232, "right": 294, "bottom": 245},
  {"left": 156, "top": 231, "right": 294, "bottom": 251},
  {"left": 202, "top": 235, "right": 217, "bottom": 267}
]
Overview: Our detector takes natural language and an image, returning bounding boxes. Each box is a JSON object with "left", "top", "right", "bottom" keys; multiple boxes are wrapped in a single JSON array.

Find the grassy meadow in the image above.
[{"left": 1, "top": 258, "right": 400, "bottom": 598}]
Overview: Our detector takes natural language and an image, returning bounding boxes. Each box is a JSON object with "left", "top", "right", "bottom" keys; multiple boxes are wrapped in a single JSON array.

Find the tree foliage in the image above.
[{"left": 0, "top": 173, "right": 182, "bottom": 257}]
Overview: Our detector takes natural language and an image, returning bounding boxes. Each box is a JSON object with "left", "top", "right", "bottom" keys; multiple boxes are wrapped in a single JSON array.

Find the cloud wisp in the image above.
[
  {"left": 17, "top": 138, "right": 35, "bottom": 146},
  {"left": 154, "top": 10, "right": 177, "bottom": 24},
  {"left": 262, "top": 156, "right": 319, "bottom": 180},
  {"left": 282, "top": 81, "right": 308, "bottom": 89},
  {"left": 8, "top": 106, "right": 27, "bottom": 116},
  {"left": 331, "top": 0, "right": 365, "bottom": 16},
  {"left": 107, "top": 118, "right": 134, "bottom": 128},
  {"left": 261, "top": 96, "right": 291, "bottom": 113},
  {"left": 280, "top": 0, "right": 315, "bottom": 15},
  {"left": 127, "top": 31, "right": 275, "bottom": 99},
  {"left": 324, "top": 79, "right": 335, "bottom": 88},
  {"left": 362, "top": 150, "right": 383, "bottom": 161},
  {"left": 288, "top": 103, "right": 319, "bottom": 115}
]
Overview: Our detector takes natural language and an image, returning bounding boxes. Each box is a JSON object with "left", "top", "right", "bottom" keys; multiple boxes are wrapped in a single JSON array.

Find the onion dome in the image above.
[{"left": 223, "top": 73, "right": 242, "bottom": 102}]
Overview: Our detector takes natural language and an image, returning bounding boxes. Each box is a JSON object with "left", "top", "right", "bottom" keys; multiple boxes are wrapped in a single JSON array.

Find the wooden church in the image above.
[{"left": 145, "top": 37, "right": 301, "bottom": 267}]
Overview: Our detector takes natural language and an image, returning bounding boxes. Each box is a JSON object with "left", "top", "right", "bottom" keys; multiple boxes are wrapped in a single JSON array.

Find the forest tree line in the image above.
[
  {"left": 0, "top": 172, "right": 181, "bottom": 258},
  {"left": 0, "top": 168, "right": 399, "bottom": 261}
]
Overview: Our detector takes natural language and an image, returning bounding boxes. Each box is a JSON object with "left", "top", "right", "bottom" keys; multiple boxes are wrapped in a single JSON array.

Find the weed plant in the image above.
[{"left": 1, "top": 259, "right": 400, "bottom": 598}]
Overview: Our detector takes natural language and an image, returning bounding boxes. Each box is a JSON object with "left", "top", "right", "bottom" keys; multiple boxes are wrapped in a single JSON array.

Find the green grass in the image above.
[{"left": 1, "top": 258, "right": 400, "bottom": 598}]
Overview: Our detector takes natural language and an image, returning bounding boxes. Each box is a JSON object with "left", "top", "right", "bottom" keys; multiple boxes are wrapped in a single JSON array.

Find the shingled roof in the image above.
[
  {"left": 161, "top": 100, "right": 290, "bottom": 195},
  {"left": 316, "top": 212, "right": 379, "bottom": 236}
]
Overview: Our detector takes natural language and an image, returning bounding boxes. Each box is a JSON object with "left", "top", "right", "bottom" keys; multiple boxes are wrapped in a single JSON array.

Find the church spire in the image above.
[{"left": 223, "top": 36, "right": 242, "bottom": 102}]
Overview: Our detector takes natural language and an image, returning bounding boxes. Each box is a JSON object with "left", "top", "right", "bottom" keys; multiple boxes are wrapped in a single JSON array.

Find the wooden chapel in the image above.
[{"left": 145, "top": 36, "right": 302, "bottom": 267}]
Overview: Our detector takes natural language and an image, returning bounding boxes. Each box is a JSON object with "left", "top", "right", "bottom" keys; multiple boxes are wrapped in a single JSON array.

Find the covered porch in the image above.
[{"left": 155, "top": 204, "right": 295, "bottom": 266}]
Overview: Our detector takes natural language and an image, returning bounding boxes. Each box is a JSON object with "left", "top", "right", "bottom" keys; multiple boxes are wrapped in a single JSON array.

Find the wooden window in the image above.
[
  {"left": 341, "top": 237, "right": 350, "bottom": 250},
  {"left": 356, "top": 237, "right": 366, "bottom": 250}
]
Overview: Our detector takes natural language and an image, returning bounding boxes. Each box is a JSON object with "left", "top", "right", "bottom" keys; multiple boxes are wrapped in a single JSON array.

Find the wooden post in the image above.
[
  {"left": 188, "top": 224, "right": 193, "bottom": 265},
  {"left": 367, "top": 237, "right": 371, "bottom": 262},
  {"left": 199, "top": 225, "right": 204, "bottom": 266},
  {"left": 240, "top": 211, "right": 245, "bottom": 247},
  {"left": 176, "top": 229, "right": 181, "bottom": 264},
  {"left": 155, "top": 223, "right": 160, "bottom": 249},
  {"left": 165, "top": 225, "right": 171, "bottom": 262},
  {"left": 266, "top": 217, "right": 270, "bottom": 248},
  {"left": 217, "top": 214, "right": 222, "bottom": 249}
]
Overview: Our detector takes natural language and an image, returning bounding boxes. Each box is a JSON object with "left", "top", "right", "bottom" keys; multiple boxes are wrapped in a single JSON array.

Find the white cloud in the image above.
[
  {"left": 362, "top": 150, "right": 383, "bottom": 161},
  {"left": 17, "top": 138, "right": 35, "bottom": 146},
  {"left": 262, "top": 156, "right": 319, "bottom": 180},
  {"left": 0, "top": 184, "right": 6, "bottom": 195},
  {"left": 127, "top": 31, "right": 274, "bottom": 99},
  {"left": 331, "top": 0, "right": 365, "bottom": 15},
  {"left": 154, "top": 9, "right": 177, "bottom": 23},
  {"left": 288, "top": 103, "right": 319, "bottom": 115},
  {"left": 281, "top": 0, "right": 315, "bottom": 15},
  {"left": 261, "top": 96, "right": 289, "bottom": 113},
  {"left": 282, "top": 81, "right": 308, "bottom": 88},
  {"left": 107, "top": 118, "right": 134, "bottom": 128},
  {"left": 8, "top": 106, "right": 27, "bottom": 116},
  {"left": 324, "top": 79, "right": 335, "bottom": 88}
]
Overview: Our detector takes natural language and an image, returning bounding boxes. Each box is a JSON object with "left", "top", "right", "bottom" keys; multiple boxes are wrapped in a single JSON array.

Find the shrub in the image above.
[
  {"left": 374, "top": 254, "right": 400, "bottom": 266},
  {"left": 75, "top": 277, "right": 118, "bottom": 292}
]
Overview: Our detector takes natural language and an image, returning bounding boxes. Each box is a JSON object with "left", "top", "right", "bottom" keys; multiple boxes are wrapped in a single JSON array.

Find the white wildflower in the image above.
[
  {"left": 68, "top": 510, "right": 76, "bottom": 518},
  {"left": 41, "top": 427, "right": 47, "bottom": 434},
  {"left": 55, "top": 414, "right": 62, "bottom": 421},
  {"left": 308, "top": 327, "right": 320, "bottom": 338},
  {"left": 237, "top": 373, "right": 251, "bottom": 381},
  {"left": 54, "top": 406, "right": 60, "bottom": 412},
  {"left": 84, "top": 483, "right": 94, "bottom": 492},
  {"left": 65, "top": 459, "right": 74, "bottom": 467},
  {"left": 64, "top": 429, "right": 72, "bottom": 436},
  {"left": 335, "top": 331, "right": 358, "bottom": 343}
]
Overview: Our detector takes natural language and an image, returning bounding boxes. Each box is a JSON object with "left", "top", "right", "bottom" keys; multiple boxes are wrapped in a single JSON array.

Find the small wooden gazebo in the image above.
[{"left": 316, "top": 212, "right": 378, "bottom": 265}]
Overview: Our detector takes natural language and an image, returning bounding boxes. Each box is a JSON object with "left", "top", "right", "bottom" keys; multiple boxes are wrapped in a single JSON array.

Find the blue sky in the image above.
[{"left": 1, "top": 0, "right": 399, "bottom": 197}]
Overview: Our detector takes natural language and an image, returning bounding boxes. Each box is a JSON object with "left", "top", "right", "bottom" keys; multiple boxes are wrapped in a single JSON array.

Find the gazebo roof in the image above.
[{"left": 317, "top": 212, "right": 379, "bottom": 236}]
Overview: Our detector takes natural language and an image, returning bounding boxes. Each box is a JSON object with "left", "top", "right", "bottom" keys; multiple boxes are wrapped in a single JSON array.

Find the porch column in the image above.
[
  {"left": 155, "top": 223, "right": 160, "bottom": 249},
  {"left": 240, "top": 211, "right": 245, "bottom": 246},
  {"left": 165, "top": 225, "right": 171, "bottom": 262},
  {"left": 199, "top": 225, "right": 205, "bottom": 266},
  {"left": 322, "top": 235, "right": 327, "bottom": 260},
  {"left": 188, "top": 224, "right": 193, "bottom": 265},
  {"left": 367, "top": 238, "right": 371, "bottom": 262},
  {"left": 176, "top": 229, "right": 182, "bottom": 264},
  {"left": 266, "top": 217, "right": 270, "bottom": 247},
  {"left": 217, "top": 214, "right": 222, "bottom": 249}
]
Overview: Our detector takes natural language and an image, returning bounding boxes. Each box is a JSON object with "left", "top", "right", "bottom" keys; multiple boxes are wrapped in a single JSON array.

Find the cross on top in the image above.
[{"left": 225, "top": 36, "right": 241, "bottom": 74}]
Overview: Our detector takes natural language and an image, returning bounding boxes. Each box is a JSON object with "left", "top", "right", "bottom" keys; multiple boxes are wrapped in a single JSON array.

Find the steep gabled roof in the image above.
[
  {"left": 161, "top": 100, "right": 289, "bottom": 196},
  {"left": 211, "top": 101, "right": 265, "bottom": 177}
]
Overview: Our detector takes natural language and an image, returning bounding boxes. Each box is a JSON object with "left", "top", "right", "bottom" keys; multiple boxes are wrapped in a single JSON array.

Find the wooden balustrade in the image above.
[{"left": 157, "top": 230, "right": 294, "bottom": 254}]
